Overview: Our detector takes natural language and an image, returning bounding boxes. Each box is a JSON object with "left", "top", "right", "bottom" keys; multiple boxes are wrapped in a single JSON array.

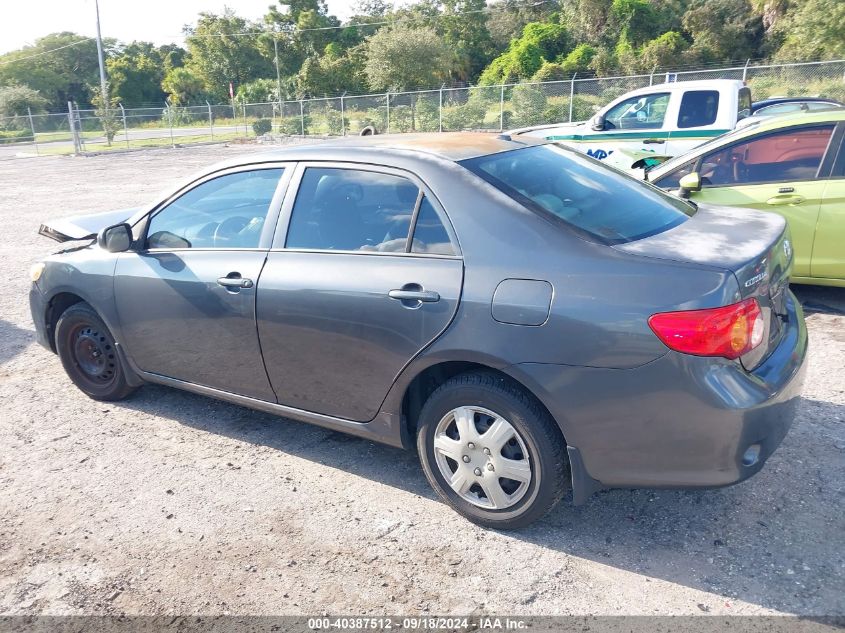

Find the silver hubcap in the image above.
[{"left": 433, "top": 406, "right": 532, "bottom": 510}]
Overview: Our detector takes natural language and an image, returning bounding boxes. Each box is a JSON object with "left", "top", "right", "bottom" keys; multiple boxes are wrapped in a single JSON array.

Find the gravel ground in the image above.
[{"left": 0, "top": 144, "right": 843, "bottom": 618}]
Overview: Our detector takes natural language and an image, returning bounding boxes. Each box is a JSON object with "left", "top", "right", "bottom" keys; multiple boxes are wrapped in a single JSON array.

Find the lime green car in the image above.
[{"left": 648, "top": 110, "right": 845, "bottom": 287}]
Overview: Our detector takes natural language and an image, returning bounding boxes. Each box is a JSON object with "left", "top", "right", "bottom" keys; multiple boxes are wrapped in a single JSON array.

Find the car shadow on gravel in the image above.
[
  {"left": 117, "top": 383, "right": 844, "bottom": 615},
  {"left": 792, "top": 284, "right": 845, "bottom": 315},
  {"left": 0, "top": 319, "right": 36, "bottom": 365}
]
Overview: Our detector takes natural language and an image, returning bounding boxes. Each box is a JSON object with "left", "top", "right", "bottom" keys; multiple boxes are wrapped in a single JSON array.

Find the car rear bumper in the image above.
[{"left": 509, "top": 290, "right": 808, "bottom": 499}]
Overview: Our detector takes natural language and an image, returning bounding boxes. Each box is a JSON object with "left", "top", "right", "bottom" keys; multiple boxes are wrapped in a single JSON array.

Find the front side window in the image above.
[
  {"left": 699, "top": 125, "right": 834, "bottom": 187},
  {"left": 147, "top": 169, "right": 283, "bottom": 249},
  {"left": 286, "top": 167, "right": 436, "bottom": 253},
  {"left": 461, "top": 145, "right": 694, "bottom": 244},
  {"left": 678, "top": 90, "right": 720, "bottom": 128},
  {"left": 604, "top": 92, "right": 670, "bottom": 130}
]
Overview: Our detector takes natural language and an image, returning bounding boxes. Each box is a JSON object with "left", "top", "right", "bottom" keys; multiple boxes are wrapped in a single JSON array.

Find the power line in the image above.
[
  {"left": 174, "top": 0, "right": 558, "bottom": 39},
  {"left": 0, "top": 37, "right": 96, "bottom": 66},
  {"left": 0, "top": 0, "right": 557, "bottom": 67}
]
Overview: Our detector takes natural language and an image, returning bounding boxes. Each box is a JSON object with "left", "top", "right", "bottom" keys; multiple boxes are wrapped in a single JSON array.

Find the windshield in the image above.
[{"left": 460, "top": 145, "right": 695, "bottom": 244}]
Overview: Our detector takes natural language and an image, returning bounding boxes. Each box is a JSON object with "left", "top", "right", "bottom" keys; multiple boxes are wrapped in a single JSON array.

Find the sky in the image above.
[{"left": 0, "top": 0, "right": 358, "bottom": 55}]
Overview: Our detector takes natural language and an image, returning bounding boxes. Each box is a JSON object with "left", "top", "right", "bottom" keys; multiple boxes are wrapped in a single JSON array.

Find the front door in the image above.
[
  {"left": 689, "top": 124, "right": 836, "bottom": 278},
  {"left": 584, "top": 91, "right": 671, "bottom": 169},
  {"left": 114, "top": 166, "right": 288, "bottom": 400},
  {"left": 257, "top": 164, "right": 464, "bottom": 422}
]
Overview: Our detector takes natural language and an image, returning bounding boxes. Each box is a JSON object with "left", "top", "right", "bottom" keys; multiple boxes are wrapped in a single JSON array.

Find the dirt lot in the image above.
[{"left": 0, "top": 145, "right": 843, "bottom": 618}]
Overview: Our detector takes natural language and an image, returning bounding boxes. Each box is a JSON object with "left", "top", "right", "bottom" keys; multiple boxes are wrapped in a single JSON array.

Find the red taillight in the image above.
[{"left": 648, "top": 298, "right": 765, "bottom": 360}]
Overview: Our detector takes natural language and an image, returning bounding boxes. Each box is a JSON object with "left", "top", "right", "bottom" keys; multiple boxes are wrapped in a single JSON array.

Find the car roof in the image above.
[
  {"left": 629, "top": 79, "right": 745, "bottom": 95},
  {"left": 211, "top": 132, "right": 547, "bottom": 170},
  {"left": 650, "top": 109, "right": 845, "bottom": 177},
  {"left": 753, "top": 96, "right": 843, "bottom": 108}
]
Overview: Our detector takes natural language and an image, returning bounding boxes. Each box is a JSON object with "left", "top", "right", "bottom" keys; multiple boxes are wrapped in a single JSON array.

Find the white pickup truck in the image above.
[{"left": 511, "top": 79, "right": 752, "bottom": 173}]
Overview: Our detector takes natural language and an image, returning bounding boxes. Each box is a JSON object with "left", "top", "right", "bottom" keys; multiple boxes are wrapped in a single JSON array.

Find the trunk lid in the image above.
[
  {"left": 39, "top": 207, "right": 142, "bottom": 242},
  {"left": 616, "top": 203, "right": 793, "bottom": 367}
]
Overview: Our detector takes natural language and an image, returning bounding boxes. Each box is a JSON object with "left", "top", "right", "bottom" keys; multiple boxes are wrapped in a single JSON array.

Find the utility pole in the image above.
[
  {"left": 94, "top": 0, "right": 109, "bottom": 106},
  {"left": 273, "top": 33, "right": 283, "bottom": 107}
]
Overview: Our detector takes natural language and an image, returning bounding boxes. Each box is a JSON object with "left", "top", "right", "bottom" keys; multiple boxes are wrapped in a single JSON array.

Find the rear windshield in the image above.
[{"left": 460, "top": 145, "right": 694, "bottom": 244}]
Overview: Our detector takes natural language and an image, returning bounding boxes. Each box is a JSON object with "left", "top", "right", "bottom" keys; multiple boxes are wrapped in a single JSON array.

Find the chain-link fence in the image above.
[{"left": 2, "top": 59, "right": 844, "bottom": 161}]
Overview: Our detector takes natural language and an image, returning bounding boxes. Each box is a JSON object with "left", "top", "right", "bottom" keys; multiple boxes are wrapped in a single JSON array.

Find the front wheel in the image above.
[
  {"left": 417, "top": 373, "right": 569, "bottom": 529},
  {"left": 55, "top": 302, "right": 138, "bottom": 401}
]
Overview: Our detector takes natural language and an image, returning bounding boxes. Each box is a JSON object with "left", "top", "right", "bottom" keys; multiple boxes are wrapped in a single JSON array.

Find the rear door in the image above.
[
  {"left": 686, "top": 123, "right": 836, "bottom": 278},
  {"left": 665, "top": 88, "right": 728, "bottom": 159},
  {"left": 256, "top": 163, "right": 463, "bottom": 422}
]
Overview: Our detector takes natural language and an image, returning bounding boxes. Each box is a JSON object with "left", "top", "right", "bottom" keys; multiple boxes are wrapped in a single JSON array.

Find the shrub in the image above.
[
  {"left": 0, "top": 129, "right": 31, "bottom": 144},
  {"left": 415, "top": 98, "right": 439, "bottom": 132},
  {"left": 390, "top": 104, "right": 414, "bottom": 133},
  {"left": 510, "top": 84, "right": 547, "bottom": 127},
  {"left": 441, "top": 100, "right": 488, "bottom": 131},
  {"left": 278, "top": 116, "right": 305, "bottom": 135},
  {"left": 252, "top": 119, "right": 272, "bottom": 136}
]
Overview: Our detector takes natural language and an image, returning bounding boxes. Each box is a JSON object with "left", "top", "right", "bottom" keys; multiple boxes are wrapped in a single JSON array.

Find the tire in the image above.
[
  {"left": 416, "top": 372, "right": 569, "bottom": 529},
  {"left": 55, "top": 302, "right": 138, "bottom": 401}
]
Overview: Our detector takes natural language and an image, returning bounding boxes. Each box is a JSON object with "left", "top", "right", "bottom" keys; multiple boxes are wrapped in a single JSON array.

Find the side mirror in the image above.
[
  {"left": 97, "top": 223, "right": 133, "bottom": 253},
  {"left": 591, "top": 115, "right": 606, "bottom": 131},
  {"left": 677, "top": 172, "right": 702, "bottom": 199}
]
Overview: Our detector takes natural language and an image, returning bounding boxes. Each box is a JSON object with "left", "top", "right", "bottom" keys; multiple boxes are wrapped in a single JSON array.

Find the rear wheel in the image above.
[
  {"left": 55, "top": 303, "right": 137, "bottom": 401},
  {"left": 417, "top": 372, "right": 569, "bottom": 529}
]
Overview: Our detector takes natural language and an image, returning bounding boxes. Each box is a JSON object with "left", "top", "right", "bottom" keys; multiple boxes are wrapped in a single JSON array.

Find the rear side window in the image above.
[
  {"left": 678, "top": 90, "right": 719, "bottom": 128},
  {"left": 286, "top": 168, "right": 418, "bottom": 252},
  {"left": 738, "top": 88, "right": 752, "bottom": 121},
  {"left": 461, "top": 145, "right": 694, "bottom": 245},
  {"left": 411, "top": 197, "right": 456, "bottom": 255},
  {"left": 285, "top": 167, "right": 456, "bottom": 255},
  {"left": 700, "top": 125, "right": 834, "bottom": 187}
]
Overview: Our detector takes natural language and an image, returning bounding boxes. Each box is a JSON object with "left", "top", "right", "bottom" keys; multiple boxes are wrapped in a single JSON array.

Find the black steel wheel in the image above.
[{"left": 55, "top": 302, "right": 138, "bottom": 401}]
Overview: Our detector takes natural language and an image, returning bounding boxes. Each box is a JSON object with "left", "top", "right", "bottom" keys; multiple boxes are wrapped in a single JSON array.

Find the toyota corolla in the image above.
[{"left": 30, "top": 133, "right": 807, "bottom": 529}]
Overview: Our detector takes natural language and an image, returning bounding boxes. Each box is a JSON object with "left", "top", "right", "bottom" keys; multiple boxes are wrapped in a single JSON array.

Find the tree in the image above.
[
  {"left": 364, "top": 25, "right": 454, "bottom": 91},
  {"left": 479, "top": 22, "right": 571, "bottom": 84},
  {"left": 560, "top": 43, "right": 598, "bottom": 74},
  {"left": 264, "top": 0, "right": 342, "bottom": 62},
  {"left": 90, "top": 86, "right": 121, "bottom": 146},
  {"left": 610, "top": 0, "right": 659, "bottom": 48},
  {"left": 297, "top": 46, "right": 368, "bottom": 96},
  {"left": 439, "top": 0, "right": 495, "bottom": 81},
  {"left": 0, "top": 84, "right": 48, "bottom": 119},
  {"left": 185, "top": 10, "right": 274, "bottom": 101},
  {"left": 162, "top": 67, "right": 207, "bottom": 105},
  {"left": 682, "top": 0, "right": 763, "bottom": 63},
  {"left": 0, "top": 33, "right": 109, "bottom": 109},
  {"left": 107, "top": 42, "right": 185, "bottom": 106},
  {"left": 638, "top": 31, "right": 689, "bottom": 71},
  {"left": 776, "top": 0, "right": 845, "bottom": 60},
  {"left": 487, "top": 0, "right": 559, "bottom": 50}
]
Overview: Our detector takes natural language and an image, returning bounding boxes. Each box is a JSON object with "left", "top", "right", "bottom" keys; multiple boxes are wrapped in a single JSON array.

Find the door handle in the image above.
[
  {"left": 217, "top": 274, "right": 254, "bottom": 289},
  {"left": 643, "top": 139, "right": 665, "bottom": 144},
  {"left": 389, "top": 289, "right": 440, "bottom": 302},
  {"left": 766, "top": 194, "right": 805, "bottom": 206}
]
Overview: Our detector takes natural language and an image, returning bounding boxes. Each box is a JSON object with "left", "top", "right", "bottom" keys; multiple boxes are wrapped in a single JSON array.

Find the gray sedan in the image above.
[{"left": 30, "top": 133, "right": 807, "bottom": 529}]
